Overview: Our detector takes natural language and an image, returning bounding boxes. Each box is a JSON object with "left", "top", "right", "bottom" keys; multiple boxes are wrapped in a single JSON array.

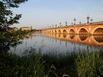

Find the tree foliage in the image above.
[{"left": 0, "top": 0, "right": 28, "bottom": 30}]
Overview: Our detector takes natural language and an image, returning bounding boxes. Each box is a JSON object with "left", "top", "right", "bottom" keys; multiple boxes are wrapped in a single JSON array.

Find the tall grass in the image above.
[
  {"left": 0, "top": 52, "right": 48, "bottom": 77},
  {"left": 75, "top": 51, "right": 103, "bottom": 77},
  {"left": 43, "top": 52, "right": 77, "bottom": 77}
]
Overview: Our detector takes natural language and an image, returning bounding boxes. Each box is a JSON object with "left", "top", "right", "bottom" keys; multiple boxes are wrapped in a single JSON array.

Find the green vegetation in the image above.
[
  {"left": 0, "top": 52, "right": 48, "bottom": 77},
  {"left": 0, "top": 0, "right": 49, "bottom": 77},
  {"left": 76, "top": 51, "right": 103, "bottom": 77},
  {"left": 43, "top": 53, "right": 77, "bottom": 77},
  {"left": 0, "top": 29, "right": 48, "bottom": 77},
  {"left": 42, "top": 50, "right": 103, "bottom": 77},
  {"left": 0, "top": 30, "right": 31, "bottom": 53},
  {"left": 0, "top": 0, "right": 28, "bottom": 30}
]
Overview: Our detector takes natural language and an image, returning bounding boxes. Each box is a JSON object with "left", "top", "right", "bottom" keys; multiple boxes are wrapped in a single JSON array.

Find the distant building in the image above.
[{"left": 20, "top": 26, "right": 32, "bottom": 31}]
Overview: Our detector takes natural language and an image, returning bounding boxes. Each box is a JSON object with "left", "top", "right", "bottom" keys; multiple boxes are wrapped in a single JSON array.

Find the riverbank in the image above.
[
  {"left": 0, "top": 48, "right": 103, "bottom": 77},
  {"left": 0, "top": 31, "right": 103, "bottom": 77}
]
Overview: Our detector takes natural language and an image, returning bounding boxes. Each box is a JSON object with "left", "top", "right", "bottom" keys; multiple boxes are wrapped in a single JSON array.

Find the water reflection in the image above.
[
  {"left": 93, "top": 35, "right": 103, "bottom": 43},
  {"left": 8, "top": 33, "right": 103, "bottom": 58},
  {"left": 0, "top": 36, "right": 22, "bottom": 54},
  {"left": 69, "top": 34, "right": 75, "bottom": 39},
  {"left": 42, "top": 33, "right": 103, "bottom": 47},
  {"left": 79, "top": 35, "right": 88, "bottom": 41},
  {"left": 63, "top": 34, "right": 67, "bottom": 38}
]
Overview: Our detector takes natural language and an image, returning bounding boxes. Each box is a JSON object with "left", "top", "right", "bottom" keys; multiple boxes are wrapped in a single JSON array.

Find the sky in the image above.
[{"left": 12, "top": 0, "right": 103, "bottom": 29}]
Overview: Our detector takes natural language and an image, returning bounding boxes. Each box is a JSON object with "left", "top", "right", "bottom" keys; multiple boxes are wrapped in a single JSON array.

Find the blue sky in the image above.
[{"left": 13, "top": 0, "right": 103, "bottom": 29}]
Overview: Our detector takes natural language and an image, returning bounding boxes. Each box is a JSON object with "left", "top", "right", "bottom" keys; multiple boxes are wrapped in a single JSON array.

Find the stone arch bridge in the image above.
[{"left": 41, "top": 23, "right": 103, "bottom": 35}]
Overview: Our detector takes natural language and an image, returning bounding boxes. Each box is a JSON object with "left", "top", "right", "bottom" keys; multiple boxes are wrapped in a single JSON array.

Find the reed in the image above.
[
  {"left": 75, "top": 51, "right": 103, "bottom": 77},
  {"left": 0, "top": 52, "right": 48, "bottom": 77}
]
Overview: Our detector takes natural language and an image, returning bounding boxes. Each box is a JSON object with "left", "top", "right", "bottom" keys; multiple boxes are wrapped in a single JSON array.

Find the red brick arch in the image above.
[
  {"left": 69, "top": 29, "right": 75, "bottom": 34},
  {"left": 41, "top": 24, "right": 103, "bottom": 35},
  {"left": 63, "top": 29, "right": 68, "bottom": 34},
  {"left": 58, "top": 30, "right": 61, "bottom": 33},
  {"left": 78, "top": 27, "right": 89, "bottom": 35},
  {"left": 91, "top": 26, "right": 103, "bottom": 35}
]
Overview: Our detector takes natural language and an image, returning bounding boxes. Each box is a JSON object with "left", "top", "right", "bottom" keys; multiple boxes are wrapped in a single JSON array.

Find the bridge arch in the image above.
[
  {"left": 55, "top": 30, "right": 57, "bottom": 33},
  {"left": 69, "top": 29, "right": 75, "bottom": 35},
  {"left": 92, "top": 27, "right": 103, "bottom": 35},
  {"left": 58, "top": 30, "right": 61, "bottom": 34},
  {"left": 79, "top": 28, "right": 89, "bottom": 35},
  {"left": 63, "top": 29, "right": 68, "bottom": 34},
  {"left": 52, "top": 30, "right": 56, "bottom": 33}
]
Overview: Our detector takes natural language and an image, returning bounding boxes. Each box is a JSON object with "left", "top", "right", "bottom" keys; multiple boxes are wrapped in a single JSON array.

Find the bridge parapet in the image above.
[{"left": 41, "top": 23, "right": 103, "bottom": 35}]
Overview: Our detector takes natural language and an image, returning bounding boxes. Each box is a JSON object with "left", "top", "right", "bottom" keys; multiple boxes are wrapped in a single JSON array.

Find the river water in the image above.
[{"left": 9, "top": 33, "right": 103, "bottom": 56}]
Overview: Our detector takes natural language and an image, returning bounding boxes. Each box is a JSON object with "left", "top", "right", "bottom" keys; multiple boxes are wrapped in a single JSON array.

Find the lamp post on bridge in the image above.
[
  {"left": 65, "top": 21, "right": 68, "bottom": 26},
  {"left": 79, "top": 21, "right": 81, "bottom": 25},
  {"left": 90, "top": 19, "right": 93, "bottom": 24},
  {"left": 87, "top": 16, "right": 90, "bottom": 24},
  {"left": 52, "top": 25, "right": 54, "bottom": 28},
  {"left": 59, "top": 22, "right": 62, "bottom": 27},
  {"left": 73, "top": 18, "right": 76, "bottom": 25},
  {"left": 55, "top": 24, "right": 57, "bottom": 28},
  {"left": 71, "top": 22, "right": 73, "bottom": 25}
]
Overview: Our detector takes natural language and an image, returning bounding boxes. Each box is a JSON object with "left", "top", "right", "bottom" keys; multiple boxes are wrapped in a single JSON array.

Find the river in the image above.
[{"left": 9, "top": 33, "right": 103, "bottom": 56}]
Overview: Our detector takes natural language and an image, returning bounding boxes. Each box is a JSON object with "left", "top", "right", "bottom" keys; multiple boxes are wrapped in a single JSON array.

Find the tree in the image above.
[{"left": 0, "top": 0, "right": 28, "bottom": 30}]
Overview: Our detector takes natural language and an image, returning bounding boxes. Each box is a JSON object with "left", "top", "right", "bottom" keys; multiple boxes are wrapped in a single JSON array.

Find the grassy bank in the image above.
[
  {"left": 42, "top": 50, "right": 103, "bottom": 77},
  {"left": 76, "top": 51, "right": 103, "bottom": 77},
  {"left": 0, "top": 52, "right": 48, "bottom": 77},
  {"left": 0, "top": 49, "right": 103, "bottom": 77}
]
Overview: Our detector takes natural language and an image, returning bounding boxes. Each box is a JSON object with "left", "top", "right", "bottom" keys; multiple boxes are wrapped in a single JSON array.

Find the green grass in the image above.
[
  {"left": 76, "top": 51, "right": 103, "bottom": 77},
  {"left": 0, "top": 49, "right": 103, "bottom": 77},
  {"left": 0, "top": 52, "right": 48, "bottom": 77}
]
